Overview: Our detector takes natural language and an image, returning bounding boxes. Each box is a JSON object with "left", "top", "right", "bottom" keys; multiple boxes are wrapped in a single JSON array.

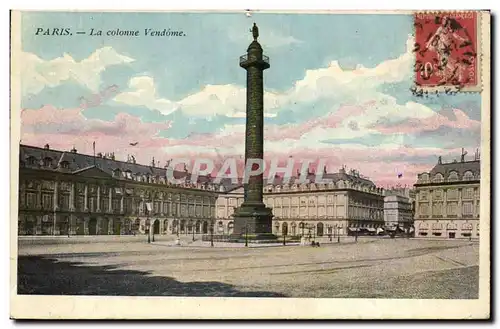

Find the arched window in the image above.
[
  {"left": 433, "top": 173, "right": 444, "bottom": 183},
  {"left": 282, "top": 222, "right": 288, "bottom": 235},
  {"left": 463, "top": 171, "right": 474, "bottom": 181},
  {"left": 227, "top": 221, "right": 234, "bottom": 234},
  {"left": 420, "top": 174, "right": 429, "bottom": 183},
  {"left": 217, "top": 221, "right": 224, "bottom": 233},
  {"left": 27, "top": 156, "right": 37, "bottom": 165},
  {"left": 448, "top": 171, "right": 459, "bottom": 182},
  {"left": 337, "top": 180, "right": 345, "bottom": 189},
  {"left": 43, "top": 157, "right": 53, "bottom": 167},
  {"left": 317, "top": 222, "right": 324, "bottom": 236},
  {"left": 274, "top": 221, "right": 280, "bottom": 234}
]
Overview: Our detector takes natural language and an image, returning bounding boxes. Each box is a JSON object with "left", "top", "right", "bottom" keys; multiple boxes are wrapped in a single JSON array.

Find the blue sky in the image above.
[{"left": 19, "top": 11, "right": 481, "bottom": 186}]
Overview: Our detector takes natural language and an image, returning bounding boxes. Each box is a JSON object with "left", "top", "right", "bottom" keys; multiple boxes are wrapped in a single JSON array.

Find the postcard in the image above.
[{"left": 10, "top": 9, "right": 491, "bottom": 319}]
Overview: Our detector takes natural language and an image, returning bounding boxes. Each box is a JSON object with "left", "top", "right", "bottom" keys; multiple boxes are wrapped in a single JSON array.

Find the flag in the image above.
[{"left": 397, "top": 173, "right": 403, "bottom": 179}]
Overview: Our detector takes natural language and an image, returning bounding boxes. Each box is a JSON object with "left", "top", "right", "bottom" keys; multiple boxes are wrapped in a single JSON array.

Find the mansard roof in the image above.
[{"left": 429, "top": 160, "right": 480, "bottom": 177}]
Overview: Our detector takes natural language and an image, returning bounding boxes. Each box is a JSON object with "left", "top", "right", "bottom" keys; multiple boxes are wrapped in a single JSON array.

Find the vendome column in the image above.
[{"left": 231, "top": 23, "right": 275, "bottom": 240}]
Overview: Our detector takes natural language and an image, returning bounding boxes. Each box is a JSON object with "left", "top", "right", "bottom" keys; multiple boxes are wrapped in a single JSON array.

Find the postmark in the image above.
[{"left": 414, "top": 11, "right": 480, "bottom": 92}]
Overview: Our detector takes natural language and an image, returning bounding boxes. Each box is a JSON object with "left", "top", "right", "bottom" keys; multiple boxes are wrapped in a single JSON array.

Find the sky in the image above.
[{"left": 18, "top": 11, "right": 482, "bottom": 187}]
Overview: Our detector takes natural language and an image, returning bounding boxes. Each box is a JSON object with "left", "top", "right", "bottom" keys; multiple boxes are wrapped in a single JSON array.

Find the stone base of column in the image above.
[{"left": 231, "top": 201, "right": 276, "bottom": 241}]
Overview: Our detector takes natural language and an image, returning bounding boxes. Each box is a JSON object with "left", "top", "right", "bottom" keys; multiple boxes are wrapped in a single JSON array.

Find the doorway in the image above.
[
  {"left": 88, "top": 218, "right": 98, "bottom": 235},
  {"left": 448, "top": 232, "right": 456, "bottom": 239},
  {"left": 153, "top": 220, "right": 160, "bottom": 234}
]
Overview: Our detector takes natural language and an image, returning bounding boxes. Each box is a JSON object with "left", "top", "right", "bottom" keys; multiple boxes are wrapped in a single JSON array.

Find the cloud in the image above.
[
  {"left": 113, "top": 76, "right": 178, "bottom": 116},
  {"left": 21, "top": 105, "right": 172, "bottom": 161},
  {"left": 21, "top": 34, "right": 480, "bottom": 187},
  {"left": 21, "top": 47, "right": 134, "bottom": 97},
  {"left": 369, "top": 108, "right": 481, "bottom": 134},
  {"left": 113, "top": 78, "right": 280, "bottom": 118}
]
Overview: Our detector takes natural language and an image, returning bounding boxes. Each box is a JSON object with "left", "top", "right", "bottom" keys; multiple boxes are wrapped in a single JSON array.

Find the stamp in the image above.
[
  {"left": 414, "top": 11, "right": 480, "bottom": 92},
  {"left": 10, "top": 10, "right": 491, "bottom": 320}
]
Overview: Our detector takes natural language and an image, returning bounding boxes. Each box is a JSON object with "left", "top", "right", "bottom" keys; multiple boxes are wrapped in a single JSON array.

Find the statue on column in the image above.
[{"left": 252, "top": 23, "right": 259, "bottom": 41}]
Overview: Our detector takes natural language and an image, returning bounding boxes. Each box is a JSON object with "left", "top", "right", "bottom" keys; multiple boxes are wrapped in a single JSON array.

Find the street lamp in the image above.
[
  {"left": 283, "top": 224, "right": 287, "bottom": 246},
  {"left": 210, "top": 219, "right": 214, "bottom": 247},
  {"left": 146, "top": 218, "right": 151, "bottom": 244},
  {"left": 192, "top": 221, "right": 195, "bottom": 242}
]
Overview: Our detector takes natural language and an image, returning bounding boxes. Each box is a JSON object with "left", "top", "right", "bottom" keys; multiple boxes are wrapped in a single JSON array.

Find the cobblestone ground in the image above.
[{"left": 17, "top": 237, "right": 479, "bottom": 298}]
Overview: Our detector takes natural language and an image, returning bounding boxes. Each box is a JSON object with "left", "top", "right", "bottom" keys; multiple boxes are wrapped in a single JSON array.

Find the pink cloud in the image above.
[
  {"left": 370, "top": 108, "right": 480, "bottom": 134},
  {"left": 19, "top": 103, "right": 478, "bottom": 187}
]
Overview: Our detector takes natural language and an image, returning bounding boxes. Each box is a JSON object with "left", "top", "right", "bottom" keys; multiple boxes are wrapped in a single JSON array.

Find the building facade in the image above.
[
  {"left": 216, "top": 168, "right": 385, "bottom": 238},
  {"left": 18, "top": 144, "right": 218, "bottom": 236},
  {"left": 383, "top": 195, "right": 413, "bottom": 229},
  {"left": 414, "top": 155, "right": 480, "bottom": 239}
]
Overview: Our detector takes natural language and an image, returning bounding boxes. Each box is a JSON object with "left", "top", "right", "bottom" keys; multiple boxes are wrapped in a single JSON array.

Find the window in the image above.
[
  {"left": 433, "top": 173, "right": 444, "bottom": 183},
  {"left": 463, "top": 171, "right": 474, "bottom": 181},
  {"left": 58, "top": 194, "right": 70, "bottom": 210},
  {"left": 434, "top": 190, "right": 443, "bottom": 200},
  {"left": 462, "top": 202, "right": 473, "bottom": 216},
  {"left": 447, "top": 189, "right": 458, "bottom": 200},
  {"left": 43, "top": 157, "right": 53, "bottom": 167},
  {"left": 420, "top": 204, "right": 429, "bottom": 215},
  {"left": 27, "top": 156, "right": 37, "bottom": 165},
  {"left": 420, "top": 192, "right": 428, "bottom": 201},
  {"left": 25, "top": 192, "right": 36, "bottom": 208},
  {"left": 448, "top": 171, "right": 459, "bottom": 182},
  {"left": 420, "top": 174, "right": 429, "bottom": 183},
  {"left": 433, "top": 203, "right": 442, "bottom": 216},
  {"left": 60, "top": 161, "right": 70, "bottom": 169},
  {"left": 447, "top": 202, "right": 457, "bottom": 216},
  {"left": 463, "top": 188, "right": 474, "bottom": 199},
  {"left": 42, "top": 193, "right": 53, "bottom": 210},
  {"left": 113, "top": 199, "right": 120, "bottom": 212}
]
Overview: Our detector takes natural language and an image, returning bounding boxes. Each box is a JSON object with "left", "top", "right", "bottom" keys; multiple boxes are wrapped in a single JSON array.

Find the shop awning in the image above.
[
  {"left": 348, "top": 227, "right": 359, "bottom": 232},
  {"left": 366, "top": 228, "right": 376, "bottom": 232}
]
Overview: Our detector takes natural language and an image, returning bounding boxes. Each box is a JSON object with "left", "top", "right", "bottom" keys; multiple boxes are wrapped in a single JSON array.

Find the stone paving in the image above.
[{"left": 17, "top": 237, "right": 479, "bottom": 298}]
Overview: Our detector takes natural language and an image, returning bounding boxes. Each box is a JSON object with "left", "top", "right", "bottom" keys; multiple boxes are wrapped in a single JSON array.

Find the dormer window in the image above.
[
  {"left": 27, "top": 156, "right": 37, "bottom": 166},
  {"left": 113, "top": 168, "right": 121, "bottom": 178},
  {"left": 448, "top": 171, "right": 459, "bottom": 182},
  {"left": 463, "top": 171, "right": 474, "bottom": 181},
  {"left": 43, "top": 157, "right": 53, "bottom": 167},
  {"left": 60, "top": 161, "right": 70, "bottom": 169},
  {"left": 432, "top": 173, "right": 444, "bottom": 183}
]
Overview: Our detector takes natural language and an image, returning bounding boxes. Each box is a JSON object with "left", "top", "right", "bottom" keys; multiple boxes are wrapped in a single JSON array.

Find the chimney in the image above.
[
  {"left": 97, "top": 152, "right": 103, "bottom": 158},
  {"left": 44, "top": 144, "right": 50, "bottom": 150},
  {"left": 70, "top": 146, "right": 77, "bottom": 153}
]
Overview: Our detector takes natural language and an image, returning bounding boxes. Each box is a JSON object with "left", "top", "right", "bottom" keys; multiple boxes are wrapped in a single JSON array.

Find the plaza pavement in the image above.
[{"left": 17, "top": 236, "right": 479, "bottom": 298}]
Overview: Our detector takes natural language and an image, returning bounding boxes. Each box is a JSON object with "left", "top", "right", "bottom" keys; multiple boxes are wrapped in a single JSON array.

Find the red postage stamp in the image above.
[{"left": 414, "top": 12, "right": 479, "bottom": 91}]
